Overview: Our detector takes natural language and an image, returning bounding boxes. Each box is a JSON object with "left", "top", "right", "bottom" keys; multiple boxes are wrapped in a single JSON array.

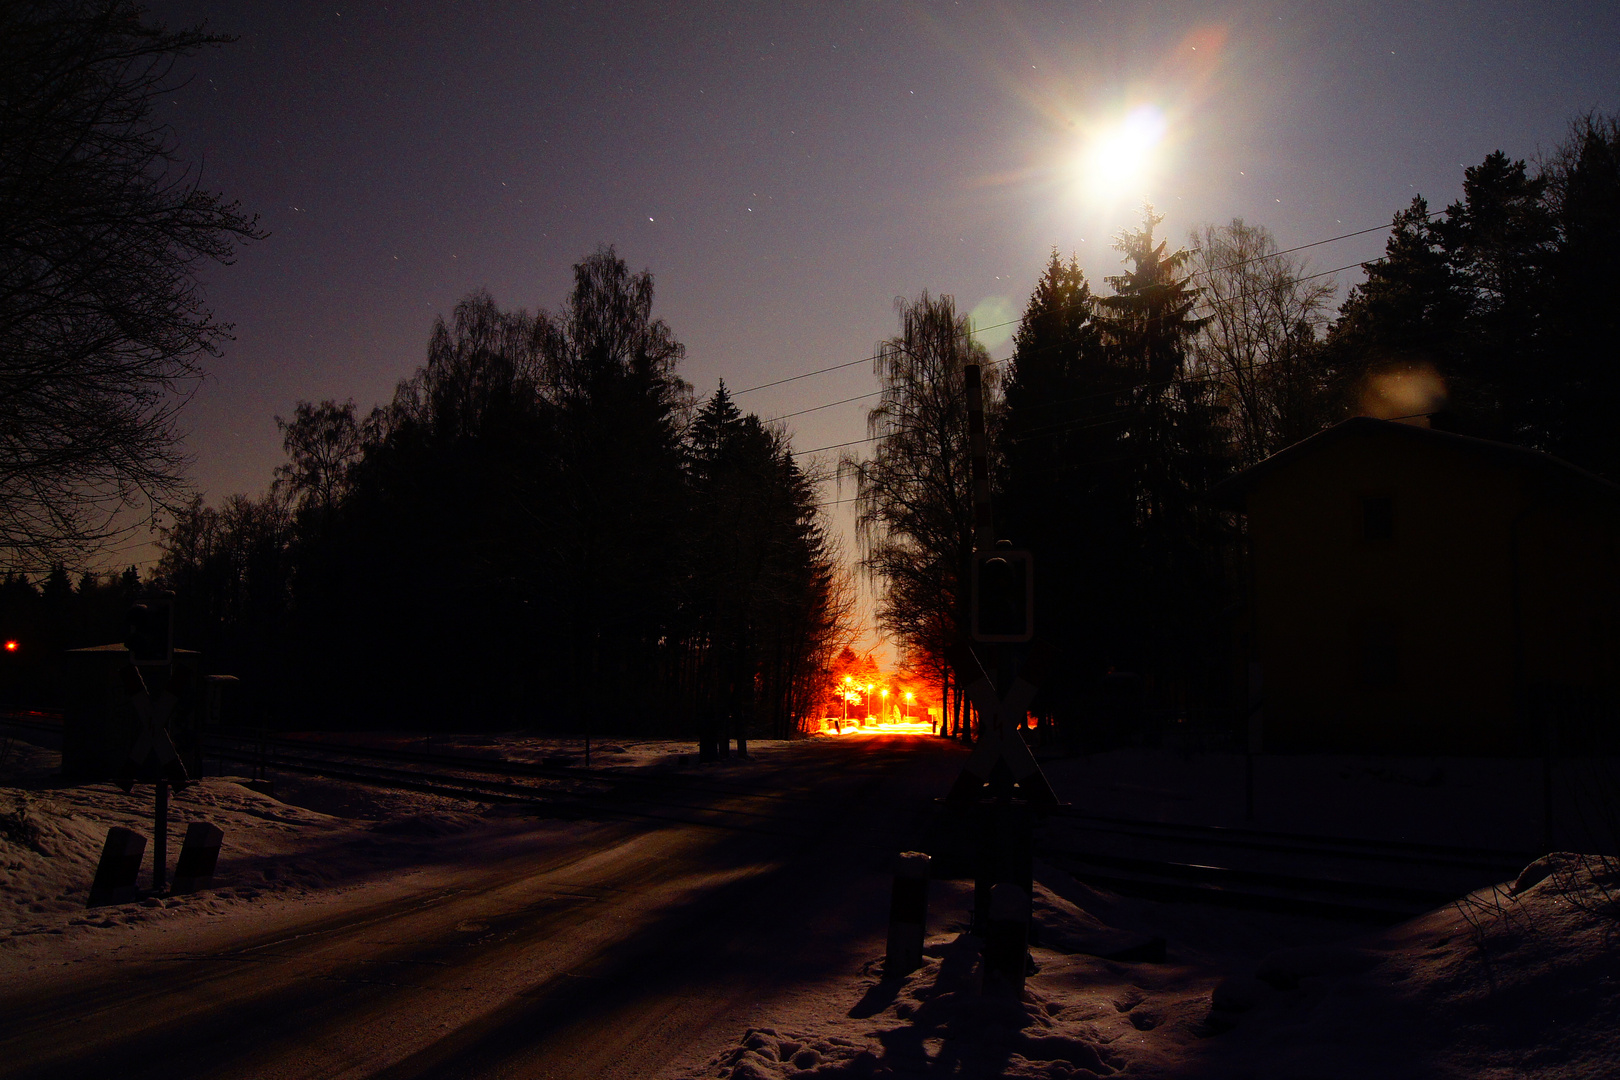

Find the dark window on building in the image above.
[
  {"left": 1362, "top": 496, "right": 1394, "bottom": 542},
  {"left": 1361, "top": 618, "right": 1399, "bottom": 687}
]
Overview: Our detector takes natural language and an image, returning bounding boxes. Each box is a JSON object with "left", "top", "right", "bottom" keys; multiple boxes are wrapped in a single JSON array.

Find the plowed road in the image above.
[{"left": 0, "top": 735, "right": 962, "bottom": 1080}]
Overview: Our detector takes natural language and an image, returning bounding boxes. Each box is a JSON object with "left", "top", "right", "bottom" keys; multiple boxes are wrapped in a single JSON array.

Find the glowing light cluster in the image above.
[{"left": 824, "top": 671, "right": 934, "bottom": 735}]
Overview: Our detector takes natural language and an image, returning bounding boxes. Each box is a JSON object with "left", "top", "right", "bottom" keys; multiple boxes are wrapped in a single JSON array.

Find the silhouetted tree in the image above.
[
  {"left": 998, "top": 252, "right": 1130, "bottom": 735},
  {"left": 844, "top": 293, "right": 989, "bottom": 736},
  {"left": 535, "top": 248, "right": 691, "bottom": 732},
  {"left": 1540, "top": 115, "right": 1620, "bottom": 477},
  {"left": 148, "top": 251, "right": 847, "bottom": 739},
  {"left": 1094, "top": 208, "right": 1223, "bottom": 527},
  {"left": 1330, "top": 157, "right": 1559, "bottom": 442},
  {"left": 998, "top": 211, "right": 1235, "bottom": 732},
  {"left": 683, "top": 383, "right": 849, "bottom": 753},
  {"left": 1328, "top": 122, "right": 1620, "bottom": 478},
  {"left": 0, "top": 1, "right": 262, "bottom": 571},
  {"left": 274, "top": 400, "right": 364, "bottom": 527},
  {"left": 308, "top": 287, "right": 556, "bottom": 727},
  {"left": 155, "top": 492, "right": 293, "bottom": 712},
  {"left": 1190, "top": 219, "right": 1338, "bottom": 465},
  {"left": 1331, "top": 197, "right": 1465, "bottom": 373}
]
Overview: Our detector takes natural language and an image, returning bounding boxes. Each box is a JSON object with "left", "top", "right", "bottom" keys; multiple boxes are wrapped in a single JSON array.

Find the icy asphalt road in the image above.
[{"left": 0, "top": 734, "right": 964, "bottom": 1080}]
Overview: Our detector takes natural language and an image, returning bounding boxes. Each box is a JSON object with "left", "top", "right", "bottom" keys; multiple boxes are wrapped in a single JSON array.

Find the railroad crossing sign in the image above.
[
  {"left": 125, "top": 667, "right": 182, "bottom": 776},
  {"left": 970, "top": 547, "right": 1033, "bottom": 643},
  {"left": 117, "top": 663, "right": 193, "bottom": 892},
  {"left": 125, "top": 595, "right": 175, "bottom": 666},
  {"left": 944, "top": 643, "right": 1059, "bottom": 809}
]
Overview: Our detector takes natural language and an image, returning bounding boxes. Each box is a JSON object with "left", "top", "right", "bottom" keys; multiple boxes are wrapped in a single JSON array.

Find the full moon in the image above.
[{"left": 1080, "top": 104, "right": 1167, "bottom": 201}]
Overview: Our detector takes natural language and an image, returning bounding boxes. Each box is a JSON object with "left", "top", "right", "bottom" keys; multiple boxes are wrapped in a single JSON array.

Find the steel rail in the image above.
[
  {"left": 1047, "top": 811, "right": 1536, "bottom": 874},
  {"left": 204, "top": 729, "right": 823, "bottom": 802},
  {"left": 1, "top": 713, "right": 1536, "bottom": 921},
  {"left": 203, "top": 746, "right": 827, "bottom": 840}
]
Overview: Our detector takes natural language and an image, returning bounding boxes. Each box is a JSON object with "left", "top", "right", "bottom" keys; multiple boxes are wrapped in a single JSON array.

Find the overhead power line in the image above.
[
  {"left": 1185, "top": 210, "right": 1442, "bottom": 283},
  {"left": 733, "top": 317, "right": 1020, "bottom": 398},
  {"left": 738, "top": 211, "right": 1427, "bottom": 402},
  {"left": 789, "top": 255, "right": 1366, "bottom": 460},
  {"left": 733, "top": 354, "right": 876, "bottom": 396}
]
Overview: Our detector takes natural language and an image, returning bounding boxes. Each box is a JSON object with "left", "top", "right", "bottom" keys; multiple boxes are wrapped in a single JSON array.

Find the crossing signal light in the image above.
[
  {"left": 125, "top": 595, "right": 174, "bottom": 665},
  {"left": 971, "top": 548, "right": 1033, "bottom": 643},
  {"left": 3, "top": 639, "right": 17, "bottom": 653}
]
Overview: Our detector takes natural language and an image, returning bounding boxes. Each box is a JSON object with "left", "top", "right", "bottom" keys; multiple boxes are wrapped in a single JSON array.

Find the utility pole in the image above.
[
  {"left": 153, "top": 780, "right": 169, "bottom": 890},
  {"left": 949, "top": 363, "right": 1057, "bottom": 943},
  {"left": 963, "top": 364, "right": 995, "bottom": 554}
]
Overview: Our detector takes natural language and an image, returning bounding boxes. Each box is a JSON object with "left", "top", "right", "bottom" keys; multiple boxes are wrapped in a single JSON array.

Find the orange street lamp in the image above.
[
  {"left": 880, "top": 687, "right": 889, "bottom": 724},
  {"left": 904, "top": 690, "right": 914, "bottom": 721}
]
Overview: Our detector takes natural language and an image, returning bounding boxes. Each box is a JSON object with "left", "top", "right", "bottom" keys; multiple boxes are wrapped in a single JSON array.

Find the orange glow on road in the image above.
[{"left": 820, "top": 719, "right": 936, "bottom": 736}]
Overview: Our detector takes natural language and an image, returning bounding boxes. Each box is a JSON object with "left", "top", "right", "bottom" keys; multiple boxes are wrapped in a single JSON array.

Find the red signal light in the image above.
[{"left": 3, "top": 640, "right": 17, "bottom": 652}]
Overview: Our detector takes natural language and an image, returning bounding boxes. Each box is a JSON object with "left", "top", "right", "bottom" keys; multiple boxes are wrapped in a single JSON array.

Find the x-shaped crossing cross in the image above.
[{"left": 944, "top": 644, "right": 1059, "bottom": 809}]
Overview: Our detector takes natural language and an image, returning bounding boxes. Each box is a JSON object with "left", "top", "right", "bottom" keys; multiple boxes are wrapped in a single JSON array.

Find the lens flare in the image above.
[{"left": 1359, "top": 362, "right": 1448, "bottom": 424}]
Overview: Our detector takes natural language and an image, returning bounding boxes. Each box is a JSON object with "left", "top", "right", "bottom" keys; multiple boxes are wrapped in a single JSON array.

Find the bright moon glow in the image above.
[{"left": 1080, "top": 104, "right": 1167, "bottom": 201}]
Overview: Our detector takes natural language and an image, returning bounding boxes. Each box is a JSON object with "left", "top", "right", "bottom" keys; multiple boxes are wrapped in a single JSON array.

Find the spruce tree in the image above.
[
  {"left": 1094, "top": 209, "right": 1231, "bottom": 714},
  {"left": 999, "top": 252, "right": 1127, "bottom": 733}
]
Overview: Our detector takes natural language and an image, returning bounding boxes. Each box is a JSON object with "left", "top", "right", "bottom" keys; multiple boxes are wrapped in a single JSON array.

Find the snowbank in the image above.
[
  {"left": 686, "top": 857, "right": 1620, "bottom": 1079},
  {"left": 0, "top": 736, "right": 529, "bottom": 974},
  {"left": 1198, "top": 851, "right": 1620, "bottom": 1078},
  {"left": 0, "top": 727, "right": 863, "bottom": 978}
]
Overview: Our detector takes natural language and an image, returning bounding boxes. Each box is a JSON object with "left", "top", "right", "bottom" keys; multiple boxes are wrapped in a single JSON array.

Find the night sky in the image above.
[{"left": 135, "top": 0, "right": 1618, "bottom": 647}]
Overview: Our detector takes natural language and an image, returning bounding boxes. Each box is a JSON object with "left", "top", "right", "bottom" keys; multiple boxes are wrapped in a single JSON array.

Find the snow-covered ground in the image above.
[
  {"left": 0, "top": 729, "right": 827, "bottom": 977},
  {"left": 0, "top": 736, "right": 523, "bottom": 974},
  {"left": 684, "top": 854, "right": 1620, "bottom": 1079},
  {"left": 5, "top": 727, "right": 1618, "bottom": 1077}
]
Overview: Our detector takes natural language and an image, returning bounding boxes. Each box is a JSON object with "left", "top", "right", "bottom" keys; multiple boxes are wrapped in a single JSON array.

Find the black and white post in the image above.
[
  {"left": 982, "top": 881, "right": 1031, "bottom": 998},
  {"left": 884, "top": 851, "right": 930, "bottom": 977}
]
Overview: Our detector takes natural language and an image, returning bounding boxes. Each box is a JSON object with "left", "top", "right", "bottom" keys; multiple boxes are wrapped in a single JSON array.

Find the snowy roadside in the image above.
[
  {"left": 683, "top": 855, "right": 1620, "bottom": 1079},
  {"left": 0, "top": 729, "right": 827, "bottom": 980},
  {"left": 0, "top": 737, "right": 535, "bottom": 975},
  {"left": 264, "top": 730, "right": 820, "bottom": 773},
  {"left": 9, "top": 725, "right": 1620, "bottom": 1077}
]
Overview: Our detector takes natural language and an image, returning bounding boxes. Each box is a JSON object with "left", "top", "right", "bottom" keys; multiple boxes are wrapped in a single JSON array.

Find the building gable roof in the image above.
[{"left": 1211, "top": 417, "right": 1620, "bottom": 507}]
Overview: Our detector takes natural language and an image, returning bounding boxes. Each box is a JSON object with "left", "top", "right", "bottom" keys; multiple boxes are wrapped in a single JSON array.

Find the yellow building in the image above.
[{"left": 1215, "top": 417, "right": 1620, "bottom": 754}]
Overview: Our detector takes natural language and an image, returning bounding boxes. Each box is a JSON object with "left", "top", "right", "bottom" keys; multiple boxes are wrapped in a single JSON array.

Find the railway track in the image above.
[
  {"left": 3, "top": 710, "right": 1536, "bottom": 922},
  {"left": 1, "top": 712, "right": 829, "bottom": 838},
  {"left": 205, "top": 739, "right": 829, "bottom": 839},
  {"left": 1041, "top": 809, "right": 1535, "bottom": 922},
  {"left": 204, "top": 728, "right": 804, "bottom": 799}
]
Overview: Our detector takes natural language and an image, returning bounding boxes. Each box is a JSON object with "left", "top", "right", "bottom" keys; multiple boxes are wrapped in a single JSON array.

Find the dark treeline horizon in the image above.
[{"left": 1, "top": 247, "right": 855, "bottom": 746}]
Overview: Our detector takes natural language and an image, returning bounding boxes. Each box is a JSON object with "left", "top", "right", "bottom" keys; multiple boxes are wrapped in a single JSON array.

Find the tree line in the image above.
[
  {"left": 855, "top": 115, "right": 1620, "bottom": 747},
  {"left": 3, "top": 2, "right": 1612, "bottom": 754},
  {"left": 0, "top": 5, "right": 854, "bottom": 746},
  {"left": 141, "top": 249, "right": 854, "bottom": 747}
]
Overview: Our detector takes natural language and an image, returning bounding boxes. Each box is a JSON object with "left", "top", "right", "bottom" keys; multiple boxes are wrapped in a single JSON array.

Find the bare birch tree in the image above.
[
  {"left": 842, "top": 293, "right": 992, "bottom": 685},
  {"left": 0, "top": 2, "right": 263, "bottom": 570},
  {"left": 1190, "top": 219, "right": 1335, "bottom": 465}
]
